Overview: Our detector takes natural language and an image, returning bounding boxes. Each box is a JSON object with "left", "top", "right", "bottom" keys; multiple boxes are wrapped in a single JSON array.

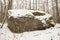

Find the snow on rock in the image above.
[
  {"left": 34, "top": 13, "right": 52, "bottom": 20},
  {"left": 0, "top": 23, "right": 60, "bottom": 40},
  {"left": 8, "top": 9, "right": 34, "bottom": 18},
  {"left": 8, "top": 9, "right": 53, "bottom": 25},
  {"left": 8, "top": 9, "right": 53, "bottom": 21},
  {"left": 8, "top": 9, "right": 50, "bottom": 19}
]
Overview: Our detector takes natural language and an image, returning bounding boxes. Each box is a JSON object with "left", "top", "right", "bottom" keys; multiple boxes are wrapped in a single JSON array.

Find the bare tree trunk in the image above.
[
  {"left": 29, "top": 0, "right": 31, "bottom": 9},
  {"left": 47, "top": 0, "right": 49, "bottom": 13},
  {"left": 43, "top": 2, "right": 45, "bottom": 12},
  {"left": 52, "top": 0, "right": 59, "bottom": 23},
  {"left": 8, "top": 0, "right": 12, "bottom": 9},
  {"left": 0, "top": 0, "right": 2, "bottom": 22},
  {"left": 53, "top": 0, "right": 59, "bottom": 23},
  {"left": 55, "top": 0, "right": 59, "bottom": 23},
  {"left": 52, "top": 0, "right": 56, "bottom": 23}
]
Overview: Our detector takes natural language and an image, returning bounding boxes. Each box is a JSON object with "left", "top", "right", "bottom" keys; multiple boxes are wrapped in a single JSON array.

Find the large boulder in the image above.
[
  {"left": 8, "top": 16, "right": 44, "bottom": 33},
  {"left": 8, "top": 10, "right": 55, "bottom": 33}
]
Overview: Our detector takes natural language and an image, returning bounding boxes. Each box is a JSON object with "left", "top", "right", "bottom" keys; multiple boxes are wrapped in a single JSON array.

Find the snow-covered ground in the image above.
[
  {"left": 0, "top": 23, "right": 60, "bottom": 40},
  {"left": 0, "top": 10, "right": 60, "bottom": 40}
]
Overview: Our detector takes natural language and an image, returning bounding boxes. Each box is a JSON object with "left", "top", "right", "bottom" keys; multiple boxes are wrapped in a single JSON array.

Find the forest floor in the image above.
[{"left": 0, "top": 23, "right": 60, "bottom": 40}]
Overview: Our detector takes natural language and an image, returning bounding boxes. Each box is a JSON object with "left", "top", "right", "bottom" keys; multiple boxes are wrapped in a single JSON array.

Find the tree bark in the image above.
[
  {"left": 55, "top": 0, "right": 60, "bottom": 23},
  {"left": 8, "top": 0, "right": 12, "bottom": 9}
]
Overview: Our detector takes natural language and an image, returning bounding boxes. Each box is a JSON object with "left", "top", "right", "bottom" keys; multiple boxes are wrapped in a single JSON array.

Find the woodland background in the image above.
[{"left": 0, "top": 0, "right": 60, "bottom": 23}]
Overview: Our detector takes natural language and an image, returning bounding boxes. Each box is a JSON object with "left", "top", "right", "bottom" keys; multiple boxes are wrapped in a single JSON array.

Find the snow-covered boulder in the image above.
[
  {"left": 8, "top": 9, "right": 55, "bottom": 33},
  {"left": 8, "top": 9, "right": 34, "bottom": 18}
]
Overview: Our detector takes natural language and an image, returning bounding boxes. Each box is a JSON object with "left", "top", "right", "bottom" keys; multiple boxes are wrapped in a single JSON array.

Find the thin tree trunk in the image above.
[
  {"left": 8, "top": 0, "right": 12, "bottom": 10},
  {"left": 47, "top": 0, "right": 49, "bottom": 13},
  {"left": 53, "top": 0, "right": 59, "bottom": 23},
  {"left": 55, "top": 0, "right": 59, "bottom": 23},
  {"left": 29, "top": 0, "right": 31, "bottom": 9}
]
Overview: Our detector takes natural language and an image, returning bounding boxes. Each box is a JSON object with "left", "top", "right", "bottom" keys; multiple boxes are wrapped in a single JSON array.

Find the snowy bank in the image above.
[{"left": 0, "top": 23, "right": 60, "bottom": 40}]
